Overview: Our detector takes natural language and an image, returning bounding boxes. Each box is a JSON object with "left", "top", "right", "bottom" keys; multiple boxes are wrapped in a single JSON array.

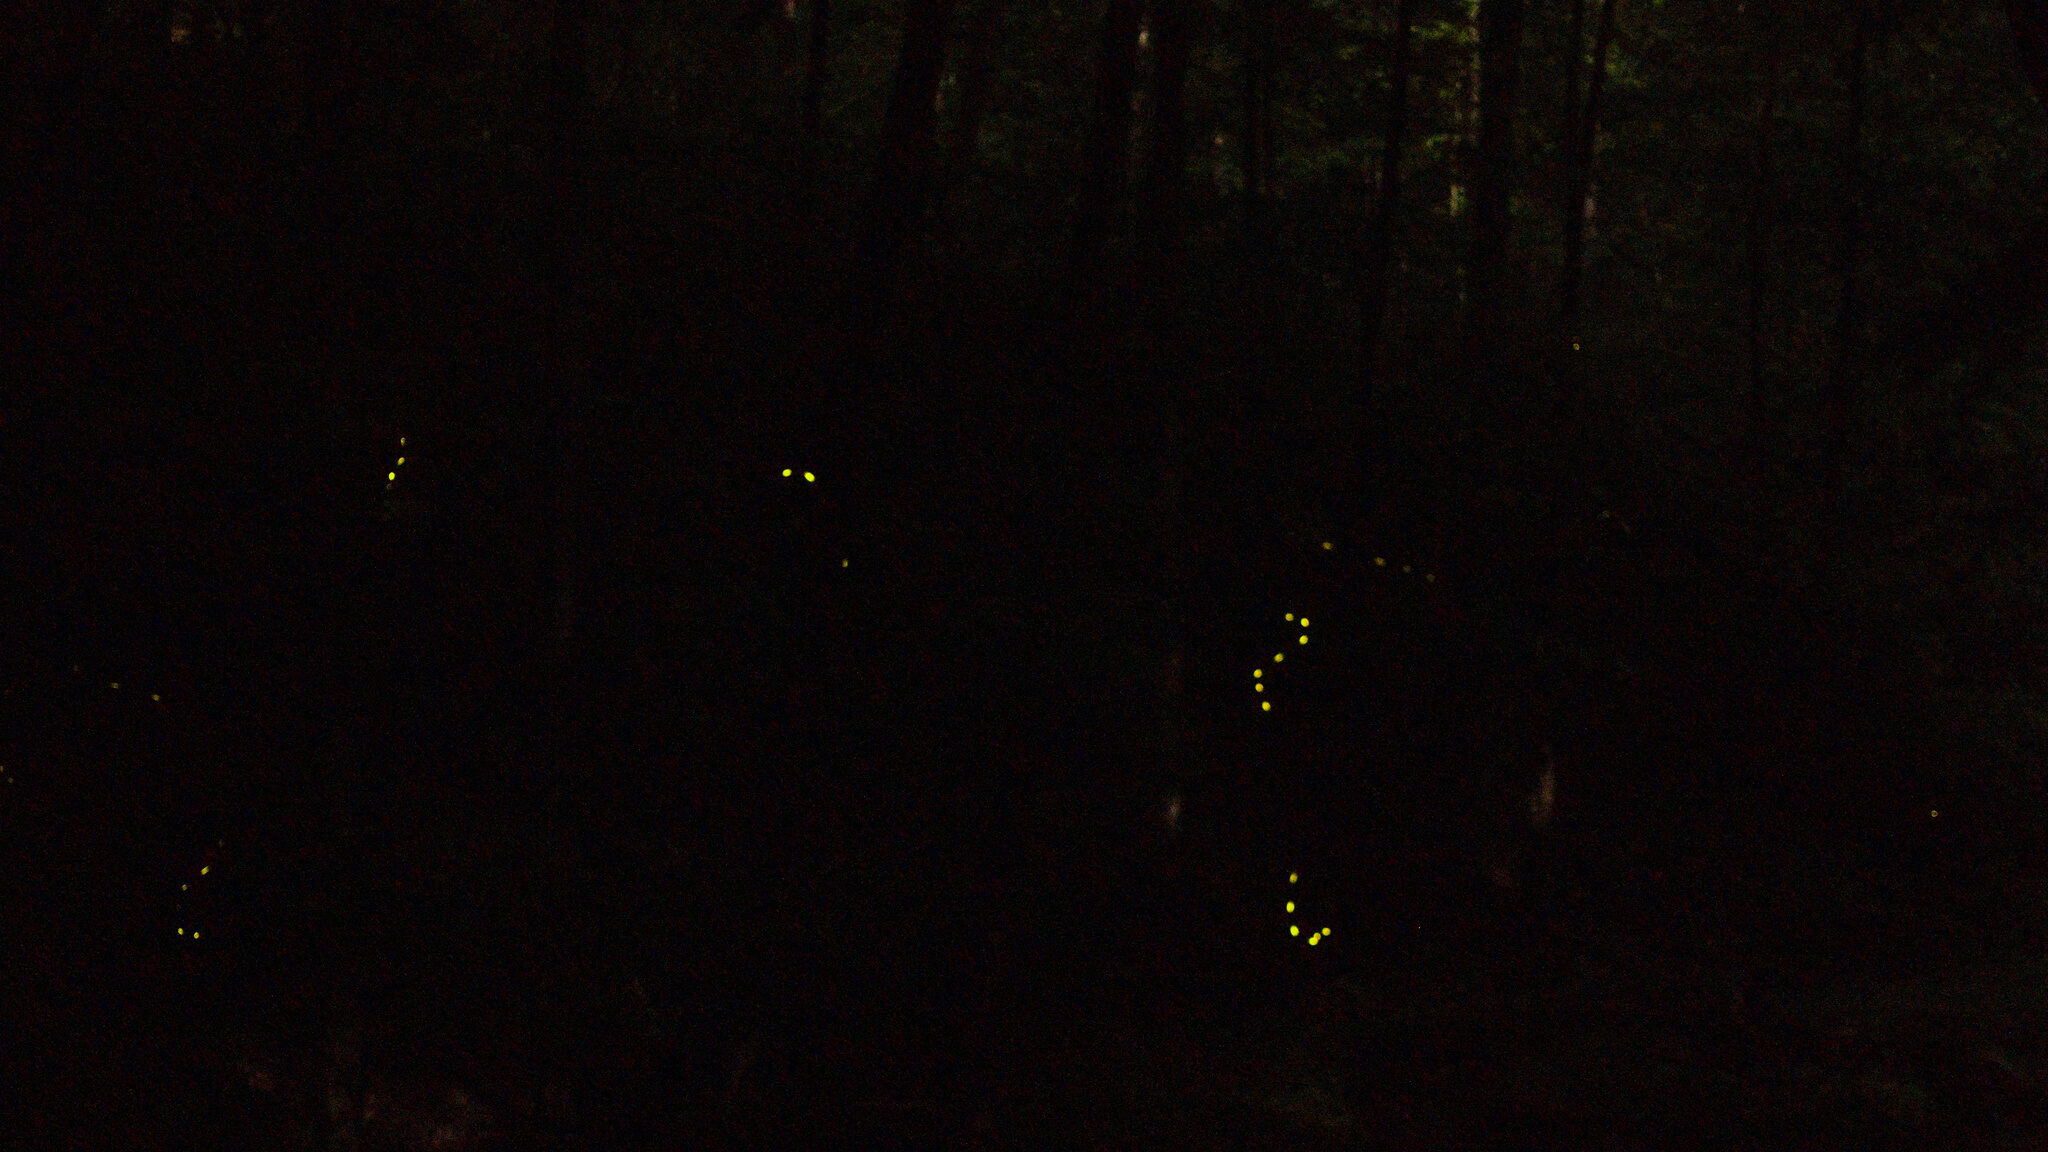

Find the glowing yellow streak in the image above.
[
  {"left": 400, "top": 437, "right": 406, "bottom": 446},
  {"left": 396, "top": 457, "right": 404, "bottom": 465},
  {"left": 842, "top": 559, "right": 849, "bottom": 568},
  {"left": 804, "top": 472, "right": 815, "bottom": 482},
  {"left": 200, "top": 866, "right": 208, "bottom": 875}
]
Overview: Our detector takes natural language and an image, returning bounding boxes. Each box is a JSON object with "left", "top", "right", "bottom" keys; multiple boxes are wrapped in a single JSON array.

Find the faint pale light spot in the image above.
[
  {"left": 842, "top": 559, "right": 849, "bottom": 567},
  {"left": 1573, "top": 342, "right": 1580, "bottom": 350},
  {"left": 1322, "top": 542, "right": 1332, "bottom": 550},
  {"left": 182, "top": 884, "right": 188, "bottom": 890},
  {"left": 110, "top": 683, "right": 119, "bottom": 690},
  {"left": 1931, "top": 810, "right": 1939, "bottom": 818},
  {"left": 152, "top": 694, "right": 160, "bottom": 701},
  {"left": 1374, "top": 557, "right": 1385, "bottom": 567}
]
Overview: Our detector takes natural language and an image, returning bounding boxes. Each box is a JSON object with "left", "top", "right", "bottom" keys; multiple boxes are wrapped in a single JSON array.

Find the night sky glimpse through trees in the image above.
[{"left": 7, "top": 0, "right": 2048, "bottom": 1148}]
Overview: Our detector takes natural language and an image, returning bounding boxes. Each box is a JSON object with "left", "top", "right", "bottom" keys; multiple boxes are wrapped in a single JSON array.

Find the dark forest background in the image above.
[{"left": 6, "top": 0, "right": 2048, "bottom": 1148}]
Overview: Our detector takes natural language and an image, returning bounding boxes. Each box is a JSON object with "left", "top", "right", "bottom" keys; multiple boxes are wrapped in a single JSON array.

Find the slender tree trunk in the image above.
[
  {"left": 1139, "top": 0, "right": 1193, "bottom": 793},
  {"left": 937, "top": 0, "right": 1001, "bottom": 205},
  {"left": 854, "top": 0, "right": 955, "bottom": 323},
  {"left": 1556, "top": 0, "right": 1615, "bottom": 374},
  {"left": 1823, "top": 1, "right": 1870, "bottom": 499},
  {"left": 1067, "top": 0, "right": 1143, "bottom": 315},
  {"left": 1465, "top": 0, "right": 1528, "bottom": 393},
  {"left": 548, "top": 0, "right": 591, "bottom": 648},
  {"left": 1241, "top": 0, "right": 1274, "bottom": 229},
  {"left": 1745, "top": 3, "right": 1782, "bottom": 482},
  {"left": 803, "top": 0, "right": 831, "bottom": 138},
  {"left": 1359, "top": 0, "right": 1417, "bottom": 401}
]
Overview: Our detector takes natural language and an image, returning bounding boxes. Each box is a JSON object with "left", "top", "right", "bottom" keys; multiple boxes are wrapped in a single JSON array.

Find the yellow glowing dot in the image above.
[
  {"left": 1322, "top": 541, "right": 1332, "bottom": 550},
  {"left": 783, "top": 468, "right": 793, "bottom": 477},
  {"left": 399, "top": 437, "right": 406, "bottom": 446},
  {"left": 1289, "top": 873, "right": 1298, "bottom": 883},
  {"left": 1308, "top": 934, "right": 1319, "bottom": 945},
  {"left": 1374, "top": 557, "right": 1385, "bottom": 566},
  {"left": 1261, "top": 701, "right": 1271, "bottom": 711},
  {"left": 388, "top": 472, "right": 397, "bottom": 481},
  {"left": 1573, "top": 342, "right": 1580, "bottom": 351},
  {"left": 1298, "top": 635, "right": 1307, "bottom": 644},
  {"left": 842, "top": 559, "right": 849, "bottom": 567},
  {"left": 200, "top": 866, "right": 208, "bottom": 875},
  {"left": 1290, "top": 925, "right": 1300, "bottom": 936},
  {"left": 1321, "top": 927, "right": 1330, "bottom": 936},
  {"left": 1253, "top": 669, "right": 1261, "bottom": 678},
  {"left": 1254, "top": 683, "right": 1263, "bottom": 692},
  {"left": 110, "top": 683, "right": 119, "bottom": 690},
  {"left": 1300, "top": 618, "right": 1309, "bottom": 627},
  {"left": 1931, "top": 810, "right": 1939, "bottom": 818},
  {"left": 1286, "top": 901, "right": 1295, "bottom": 913},
  {"left": 396, "top": 457, "right": 405, "bottom": 465},
  {"left": 178, "top": 928, "right": 185, "bottom": 935},
  {"left": 192, "top": 931, "right": 199, "bottom": 938},
  {"left": 1285, "top": 613, "right": 1295, "bottom": 622},
  {"left": 181, "top": 884, "right": 188, "bottom": 891},
  {"left": 151, "top": 694, "right": 160, "bottom": 701},
  {"left": 804, "top": 472, "right": 815, "bottom": 482},
  {"left": 1274, "top": 654, "right": 1284, "bottom": 662}
]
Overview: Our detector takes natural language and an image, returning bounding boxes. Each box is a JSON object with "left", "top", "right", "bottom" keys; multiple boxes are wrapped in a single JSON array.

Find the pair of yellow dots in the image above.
[
  {"left": 1252, "top": 615, "right": 1311, "bottom": 711},
  {"left": 782, "top": 469, "right": 815, "bottom": 482},
  {"left": 1286, "top": 873, "right": 1330, "bottom": 945}
]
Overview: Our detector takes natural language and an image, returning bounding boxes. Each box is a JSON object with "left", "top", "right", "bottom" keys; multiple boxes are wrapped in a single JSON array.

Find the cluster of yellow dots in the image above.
[
  {"left": 780, "top": 468, "right": 848, "bottom": 568},
  {"left": 1286, "top": 871, "right": 1332, "bottom": 946},
  {"left": 175, "top": 840, "right": 224, "bottom": 941},
  {"left": 1370, "top": 555, "right": 1434, "bottom": 583},
  {"left": 1252, "top": 613, "right": 1310, "bottom": 712},
  {"left": 386, "top": 437, "right": 407, "bottom": 489}
]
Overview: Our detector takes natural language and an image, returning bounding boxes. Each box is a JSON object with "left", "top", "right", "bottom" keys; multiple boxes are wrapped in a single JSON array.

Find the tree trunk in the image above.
[
  {"left": 937, "top": 0, "right": 1002, "bottom": 206},
  {"left": 1556, "top": 0, "right": 1616, "bottom": 382},
  {"left": 1465, "top": 0, "right": 1528, "bottom": 393},
  {"left": 1139, "top": 0, "right": 1194, "bottom": 793},
  {"left": 1066, "top": 0, "right": 1143, "bottom": 315},
  {"left": 1823, "top": 1, "right": 1870, "bottom": 499},
  {"left": 854, "top": 0, "right": 955, "bottom": 324},
  {"left": 1745, "top": 2, "right": 1781, "bottom": 481},
  {"left": 547, "top": 0, "right": 591, "bottom": 648},
  {"left": 803, "top": 0, "right": 831, "bottom": 138},
  {"left": 1241, "top": 0, "right": 1274, "bottom": 229},
  {"left": 1358, "top": 0, "right": 1418, "bottom": 404}
]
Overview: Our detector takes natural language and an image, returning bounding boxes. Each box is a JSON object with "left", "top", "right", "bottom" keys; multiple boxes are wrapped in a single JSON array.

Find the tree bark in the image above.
[
  {"left": 1358, "top": 0, "right": 1417, "bottom": 402},
  {"left": 854, "top": 0, "right": 955, "bottom": 322},
  {"left": 1066, "top": 0, "right": 1143, "bottom": 315},
  {"left": 1465, "top": 0, "right": 1528, "bottom": 392},
  {"left": 1823, "top": 1, "right": 1870, "bottom": 499}
]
